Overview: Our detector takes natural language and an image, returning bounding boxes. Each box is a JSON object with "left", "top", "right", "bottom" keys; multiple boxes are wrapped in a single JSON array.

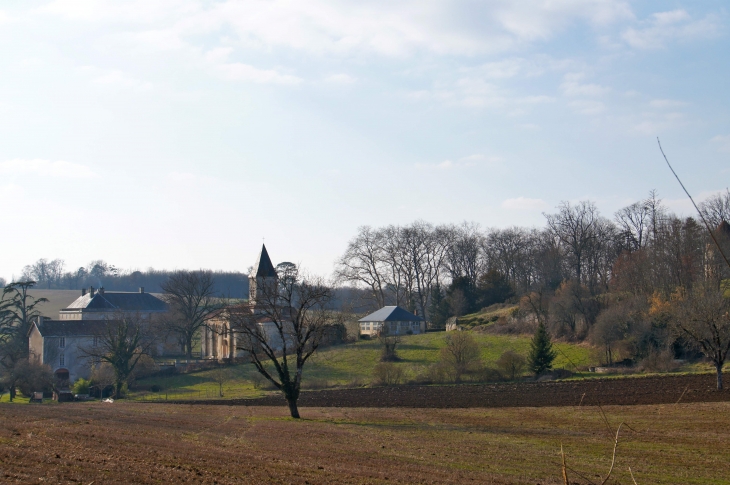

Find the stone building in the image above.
[
  {"left": 28, "top": 287, "right": 173, "bottom": 383},
  {"left": 202, "top": 244, "right": 284, "bottom": 360},
  {"left": 358, "top": 305, "right": 425, "bottom": 337},
  {"left": 28, "top": 318, "right": 111, "bottom": 382},
  {"left": 59, "top": 287, "right": 167, "bottom": 320}
]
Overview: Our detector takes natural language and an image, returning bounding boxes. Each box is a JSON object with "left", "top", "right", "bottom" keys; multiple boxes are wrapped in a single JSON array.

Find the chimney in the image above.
[
  {"left": 90, "top": 286, "right": 95, "bottom": 297},
  {"left": 139, "top": 287, "right": 145, "bottom": 294},
  {"left": 81, "top": 288, "right": 86, "bottom": 296}
]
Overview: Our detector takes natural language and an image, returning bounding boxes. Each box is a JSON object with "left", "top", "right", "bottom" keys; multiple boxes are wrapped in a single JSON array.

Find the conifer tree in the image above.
[{"left": 528, "top": 322, "right": 557, "bottom": 375}]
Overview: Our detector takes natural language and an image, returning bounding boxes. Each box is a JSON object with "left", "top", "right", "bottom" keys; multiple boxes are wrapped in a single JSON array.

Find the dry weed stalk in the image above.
[{"left": 560, "top": 406, "right": 639, "bottom": 484}]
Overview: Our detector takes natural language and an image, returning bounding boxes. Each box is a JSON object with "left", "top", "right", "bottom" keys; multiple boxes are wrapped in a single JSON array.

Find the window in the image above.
[
  {"left": 59, "top": 353, "right": 65, "bottom": 366},
  {"left": 59, "top": 337, "right": 65, "bottom": 348},
  {"left": 93, "top": 336, "right": 99, "bottom": 346}
]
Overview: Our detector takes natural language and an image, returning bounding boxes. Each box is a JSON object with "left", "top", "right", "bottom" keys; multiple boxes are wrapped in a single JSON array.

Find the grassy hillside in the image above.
[{"left": 132, "top": 330, "right": 595, "bottom": 400}]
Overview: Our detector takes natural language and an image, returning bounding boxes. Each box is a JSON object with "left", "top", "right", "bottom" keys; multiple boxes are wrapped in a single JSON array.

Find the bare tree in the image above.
[
  {"left": 544, "top": 201, "right": 599, "bottom": 285},
  {"left": 81, "top": 313, "right": 159, "bottom": 398},
  {"left": 496, "top": 350, "right": 526, "bottom": 380},
  {"left": 615, "top": 201, "right": 652, "bottom": 251},
  {"left": 161, "top": 270, "right": 220, "bottom": 359},
  {"left": 673, "top": 281, "right": 730, "bottom": 390},
  {"left": 230, "top": 267, "right": 338, "bottom": 418},
  {"left": 439, "top": 331, "right": 481, "bottom": 382},
  {"left": 445, "top": 222, "right": 484, "bottom": 286},
  {"left": 377, "top": 324, "right": 402, "bottom": 362},
  {"left": 21, "top": 258, "right": 66, "bottom": 289},
  {"left": 335, "top": 226, "right": 387, "bottom": 308},
  {"left": 210, "top": 364, "right": 232, "bottom": 397},
  {"left": 699, "top": 189, "right": 730, "bottom": 228}
]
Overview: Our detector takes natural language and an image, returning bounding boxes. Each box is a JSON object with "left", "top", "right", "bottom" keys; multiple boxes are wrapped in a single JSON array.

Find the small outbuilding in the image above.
[{"left": 358, "top": 306, "right": 425, "bottom": 337}]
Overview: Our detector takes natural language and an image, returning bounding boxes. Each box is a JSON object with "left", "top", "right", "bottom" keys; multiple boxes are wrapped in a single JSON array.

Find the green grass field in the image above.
[{"left": 130, "top": 330, "right": 595, "bottom": 400}]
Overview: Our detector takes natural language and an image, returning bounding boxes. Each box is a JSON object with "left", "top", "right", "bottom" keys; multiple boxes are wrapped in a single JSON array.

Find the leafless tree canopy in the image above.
[
  {"left": 440, "top": 332, "right": 481, "bottom": 382},
  {"left": 673, "top": 282, "right": 730, "bottom": 390},
  {"left": 229, "top": 266, "right": 338, "bottom": 418},
  {"left": 699, "top": 189, "right": 730, "bottom": 228},
  {"left": 161, "top": 270, "right": 221, "bottom": 359},
  {"left": 80, "top": 313, "right": 159, "bottom": 398}
]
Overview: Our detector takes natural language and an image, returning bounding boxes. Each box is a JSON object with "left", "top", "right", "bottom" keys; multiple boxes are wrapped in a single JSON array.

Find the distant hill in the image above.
[{"left": 28, "top": 290, "right": 85, "bottom": 318}]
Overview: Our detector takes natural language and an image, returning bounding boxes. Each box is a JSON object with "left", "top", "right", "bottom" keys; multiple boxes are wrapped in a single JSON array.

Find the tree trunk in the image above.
[
  {"left": 186, "top": 336, "right": 193, "bottom": 360},
  {"left": 9, "top": 386, "right": 15, "bottom": 402},
  {"left": 717, "top": 364, "right": 724, "bottom": 390},
  {"left": 115, "top": 380, "right": 123, "bottom": 399},
  {"left": 286, "top": 397, "right": 300, "bottom": 419}
]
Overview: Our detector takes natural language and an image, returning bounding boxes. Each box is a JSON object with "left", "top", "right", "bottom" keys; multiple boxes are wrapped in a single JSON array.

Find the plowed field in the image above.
[
  {"left": 1, "top": 401, "right": 729, "bottom": 484},
  {"left": 172, "top": 373, "right": 730, "bottom": 408}
]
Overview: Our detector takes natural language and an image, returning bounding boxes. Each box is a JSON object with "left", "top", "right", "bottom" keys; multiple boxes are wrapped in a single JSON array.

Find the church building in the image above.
[{"left": 201, "top": 244, "right": 280, "bottom": 360}]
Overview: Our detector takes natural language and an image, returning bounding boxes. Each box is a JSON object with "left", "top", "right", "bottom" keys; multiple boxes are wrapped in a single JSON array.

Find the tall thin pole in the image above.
[{"left": 658, "top": 138, "right": 730, "bottom": 271}]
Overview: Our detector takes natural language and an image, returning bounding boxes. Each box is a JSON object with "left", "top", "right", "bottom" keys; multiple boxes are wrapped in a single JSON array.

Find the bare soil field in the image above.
[
  {"left": 1, "top": 401, "right": 729, "bottom": 484},
  {"left": 171, "top": 373, "right": 729, "bottom": 408}
]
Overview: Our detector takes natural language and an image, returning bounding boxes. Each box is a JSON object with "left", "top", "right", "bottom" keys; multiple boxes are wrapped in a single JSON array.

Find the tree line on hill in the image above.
[
  {"left": 337, "top": 189, "right": 730, "bottom": 387},
  {"left": 16, "top": 259, "right": 250, "bottom": 298}
]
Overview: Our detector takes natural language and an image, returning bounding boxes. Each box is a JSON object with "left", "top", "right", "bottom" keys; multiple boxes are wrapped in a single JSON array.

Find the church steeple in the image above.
[
  {"left": 252, "top": 244, "right": 277, "bottom": 278},
  {"left": 249, "top": 244, "right": 278, "bottom": 307}
]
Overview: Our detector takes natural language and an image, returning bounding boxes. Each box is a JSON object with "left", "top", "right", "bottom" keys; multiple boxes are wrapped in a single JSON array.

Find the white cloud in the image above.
[
  {"left": 0, "top": 184, "right": 25, "bottom": 200},
  {"left": 632, "top": 112, "right": 685, "bottom": 135},
  {"left": 35, "top": 0, "right": 636, "bottom": 57},
  {"left": 324, "top": 73, "right": 356, "bottom": 85},
  {"left": 561, "top": 73, "right": 610, "bottom": 97},
  {"left": 650, "top": 99, "right": 687, "bottom": 109},
  {"left": 711, "top": 135, "right": 730, "bottom": 153},
  {"left": 501, "top": 197, "right": 548, "bottom": 210},
  {"left": 569, "top": 99, "right": 605, "bottom": 115},
  {"left": 203, "top": 47, "right": 302, "bottom": 85},
  {"left": 0, "top": 159, "right": 96, "bottom": 179},
  {"left": 92, "top": 70, "right": 154, "bottom": 91},
  {"left": 622, "top": 10, "right": 722, "bottom": 50}
]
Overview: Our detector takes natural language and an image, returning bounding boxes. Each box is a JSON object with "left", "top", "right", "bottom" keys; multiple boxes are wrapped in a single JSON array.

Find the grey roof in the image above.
[
  {"left": 252, "top": 244, "right": 277, "bottom": 278},
  {"left": 32, "top": 319, "right": 113, "bottom": 337},
  {"left": 62, "top": 291, "right": 167, "bottom": 313},
  {"left": 359, "top": 306, "right": 424, "bottom": 322}
]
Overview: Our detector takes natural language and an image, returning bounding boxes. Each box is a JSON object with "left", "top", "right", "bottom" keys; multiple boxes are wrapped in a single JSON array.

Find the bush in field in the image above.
[
  {"left": 496, "top": 350, "right": 526, "bottom": 380},
  {"left": 373, "top": 362, "right": 404, "bottom": 386},
  {"left": 14, "top": 360, "right": 54, "bottom": 397},
  {"left": 439, "top": 331, "right": 481, "bottom": 382},
  {"left": 638, "top": 348, "right": 678, "bottom": 373},
  {"left": 71, "top": 378, "right": 91, "bottom": 395},
  {"left": 411, "top": 362, "right": 450, "bottom": 384}
]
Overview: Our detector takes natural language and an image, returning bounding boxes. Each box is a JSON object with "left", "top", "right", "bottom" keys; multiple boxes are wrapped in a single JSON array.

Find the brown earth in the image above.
[
  {"left": 2, "top": 401, "right": 729, "bottom": 484},
  {"left": 170, "top": 373, "right": 729, "bottom": 408}
]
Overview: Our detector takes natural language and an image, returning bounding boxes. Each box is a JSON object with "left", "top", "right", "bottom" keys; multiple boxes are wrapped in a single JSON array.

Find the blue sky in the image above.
[{"left": 1, "top": 0, "right": 729, "bottom": 280}]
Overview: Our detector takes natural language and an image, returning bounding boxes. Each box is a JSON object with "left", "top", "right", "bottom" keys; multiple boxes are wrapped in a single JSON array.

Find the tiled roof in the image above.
[
  {"left": 33, "top": 319, "right": 113, "bottom": 337},
  {"left": 252, "top": 244, "right": 277, "bottom": 278},
  {"left": 358, "top": 306, "right": 424, "bottom": 322},
  {"left": 62, "top": 291, "right": 167, "bottom": 312}
]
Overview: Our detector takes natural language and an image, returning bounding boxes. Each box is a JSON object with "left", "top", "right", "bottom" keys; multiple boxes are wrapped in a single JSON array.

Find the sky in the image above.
[{"left": 1, "top": 0, "right": 729, "bottom": 281}]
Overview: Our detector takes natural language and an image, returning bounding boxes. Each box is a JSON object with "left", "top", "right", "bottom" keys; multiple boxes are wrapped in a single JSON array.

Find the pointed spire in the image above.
[{"left": 252, "top": 244, "right": 277, "bottom": 278}]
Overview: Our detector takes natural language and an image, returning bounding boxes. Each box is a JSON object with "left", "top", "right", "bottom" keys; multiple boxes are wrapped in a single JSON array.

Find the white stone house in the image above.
[
  {"left": 358, "top": 306, "right": 425, "bottom": 337},
  {"left": 28, "top": 318, "right": 109, "bottom": 382}
]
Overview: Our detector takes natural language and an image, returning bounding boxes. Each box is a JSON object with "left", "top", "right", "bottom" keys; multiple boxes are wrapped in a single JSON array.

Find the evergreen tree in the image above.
[
  {"left": 428, "top": 284, "right": 450, "bottom": 328},
  {"left": 476, "top": 269, "right": 514, "bottom": 308},
  {"left": 528, "top": 322, "right": 557, "bottom": 375}
]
